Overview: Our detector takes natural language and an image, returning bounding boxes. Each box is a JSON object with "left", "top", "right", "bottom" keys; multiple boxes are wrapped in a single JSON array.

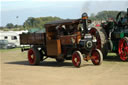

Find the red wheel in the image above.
[
  {"left": 72, "top": 51, "right": 83, "bottom": 68},
  {"left": 89, "top": 27, "right": 108, "bottom": 57},
  {"left": 28, "top": 48, "right": 40, "bottom": 65},
  {"left": 89, "top": 28, "right": 101, "bottom": 49},
  {"left": 118, "top": 37, "right": 128, "bottom": 61},
  {"left": 91, "top": 49, "right": 103, "bottom": 65}
]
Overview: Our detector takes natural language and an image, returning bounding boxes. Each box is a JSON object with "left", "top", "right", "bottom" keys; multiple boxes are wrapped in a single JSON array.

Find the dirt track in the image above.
[{"left": 1, "top": 49, "right": 128, "bottom": 85}]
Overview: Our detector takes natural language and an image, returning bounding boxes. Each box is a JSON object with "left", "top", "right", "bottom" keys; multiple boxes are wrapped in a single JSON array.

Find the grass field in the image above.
[{"left": 1, "top": 48, "right": 128, "bottom": 85}]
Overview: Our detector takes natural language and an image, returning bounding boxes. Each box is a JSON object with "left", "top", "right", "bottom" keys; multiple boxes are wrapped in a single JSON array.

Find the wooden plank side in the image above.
[
  {"left": 46, "top": 39, "right": 61, "bottom": 56},
  {"left": 20, "top": 33, "right": 45, "bottom": 45},
  {"left": 60, "top": 35, "right": 77, "bottom": 45},
  {"left": 20, "top": 34, "right": 28, "bottom": 44}
]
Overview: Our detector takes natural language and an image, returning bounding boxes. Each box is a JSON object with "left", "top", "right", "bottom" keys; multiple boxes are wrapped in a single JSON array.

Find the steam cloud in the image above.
[{"left": 81, "top": 0, "right": 128, "bottom": 16}]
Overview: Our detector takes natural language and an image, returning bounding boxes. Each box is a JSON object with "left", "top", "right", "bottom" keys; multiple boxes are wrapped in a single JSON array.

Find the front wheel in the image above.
[
  {"left": 72, "top": 51, "right": 83, "bottom": 68},
  {"left": 118, "top": 37, "right": 128, "bottom": 61},
  {"left": 91, "top": 49, "right": 103, "bottom": 65}
]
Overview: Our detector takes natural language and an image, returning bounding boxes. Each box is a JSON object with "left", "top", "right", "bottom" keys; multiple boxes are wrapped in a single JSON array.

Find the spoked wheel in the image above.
[
  {"left": 118, "top": 37, "right": 128, "bottom": 61},
  {"left": 39, "top": 49, "right": 46, "bottom": 61},
  {"left": 116, "top": 12, "right": 126, "bottom": 24},
  {"left": 91, "top": 49, "right": 103, "bottom": 65},
  {"left": 89, "top": 27, "right": 108, "bottom": 57},
  {"left": 72, "top": 51, "right": 83, "bottom": 68},
  {"left": 28, "top": 48, "right": 41, "bottom": 65}
]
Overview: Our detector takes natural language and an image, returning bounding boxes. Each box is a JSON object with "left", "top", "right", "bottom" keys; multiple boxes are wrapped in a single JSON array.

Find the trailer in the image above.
[{"left": 20, "top": 13, "right": 103, "bottom": 67}]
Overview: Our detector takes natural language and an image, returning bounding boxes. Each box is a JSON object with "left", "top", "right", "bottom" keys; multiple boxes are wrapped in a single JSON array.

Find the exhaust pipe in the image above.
[
  {"left": 82, "top": 13, "right": 88, "bottom": 34},
  {"left": 127, "top": 8, "right": 128, "bottom": 15},
  {"left": 127, "top": 8, "right": 128, "bottom": 21}
]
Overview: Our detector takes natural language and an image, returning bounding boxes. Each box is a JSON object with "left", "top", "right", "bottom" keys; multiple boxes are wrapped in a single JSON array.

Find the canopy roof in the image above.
[{"left": 44, "top": 19, "right": 81, "bottom": 28}]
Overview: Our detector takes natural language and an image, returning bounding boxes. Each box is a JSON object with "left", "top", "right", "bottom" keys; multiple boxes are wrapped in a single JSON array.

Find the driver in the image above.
[{"left": 56, "top": 25, "right": 67, "bottom": 35}]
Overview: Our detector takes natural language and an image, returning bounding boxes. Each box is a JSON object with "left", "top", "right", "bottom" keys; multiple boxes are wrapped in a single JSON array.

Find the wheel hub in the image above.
[{"left": 28, "top": 49, "right": 36, "bottom": 64}]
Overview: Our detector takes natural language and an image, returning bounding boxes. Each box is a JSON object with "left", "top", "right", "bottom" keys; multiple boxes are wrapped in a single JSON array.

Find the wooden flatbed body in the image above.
[{"left": 20, "top": 33, "right": 46, "bottom": 45}]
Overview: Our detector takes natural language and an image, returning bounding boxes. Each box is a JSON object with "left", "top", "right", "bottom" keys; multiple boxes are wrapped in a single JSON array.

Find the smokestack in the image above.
[
  {"left": 127, "top": 8, "right": 128, "bottom": 21},
  {"left": 127, "top": 8, "right": 128, "bottom": 15},
  {"left": 82, "top": 12, "right": 88, "bottom": 34}
]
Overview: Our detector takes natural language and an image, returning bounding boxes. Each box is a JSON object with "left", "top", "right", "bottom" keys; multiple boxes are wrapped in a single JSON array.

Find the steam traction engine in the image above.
[
  {"left": 20, "top": 13, "right": 103, "bottom": 67},
  {"left": 90, "top": 8, "right": 128, "bottom": 61}
]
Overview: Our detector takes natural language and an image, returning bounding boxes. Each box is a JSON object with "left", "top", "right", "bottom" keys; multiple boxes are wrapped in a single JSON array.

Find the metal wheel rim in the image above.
[
  {"left": 91, "top": 50, "right": 100, "bottom": 64},
  {"left": 89, "top": 28, "right": 101, "bottom": 49},
  {"left": 72, "top": 52, "right": 81, "bottom": 67},
  {"left": 118, "top": 38, "right": 128, "bottom": 61},
  {"left": 28, "top": 49, "right": 36, "bottom": 64}
]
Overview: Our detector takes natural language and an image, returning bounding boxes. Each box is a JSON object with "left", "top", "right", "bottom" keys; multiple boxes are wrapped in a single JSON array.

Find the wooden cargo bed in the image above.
[{"left": 20, "top": 33, "right": 46, "bottom": 45}]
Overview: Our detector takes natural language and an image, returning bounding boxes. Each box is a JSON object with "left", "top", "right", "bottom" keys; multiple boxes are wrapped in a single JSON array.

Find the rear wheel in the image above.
[
  {"left": 91, "top": 49, "right": 103, "bottom": 65},
  {"left": 89, "top": 27, "right": 108, "bottom": 57},
  {"left": 72, "top": 51, "right": 83, "bottom": 68},
  {"left": 118, "top": 37, "right": 128, "bottom": 61},
  {"left": 28, "top": 48, "right": 41, "bottom": 65}
]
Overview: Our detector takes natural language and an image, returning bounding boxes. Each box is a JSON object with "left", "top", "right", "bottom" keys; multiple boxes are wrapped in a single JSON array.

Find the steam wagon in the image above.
[
  {"left": 89, "top": 8, "right": 128, "bottom": 61},
  {"left": 20, "top": 13, "right": 103, "bottom": 67}
]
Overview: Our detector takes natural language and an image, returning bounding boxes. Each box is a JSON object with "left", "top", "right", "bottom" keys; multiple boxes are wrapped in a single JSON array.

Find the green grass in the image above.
[
  {"left": 107, "top": 53, "right": 117, "bottom": 56},
  {"left": 0, "top": 48, "right": 21, "bottom": 52}
]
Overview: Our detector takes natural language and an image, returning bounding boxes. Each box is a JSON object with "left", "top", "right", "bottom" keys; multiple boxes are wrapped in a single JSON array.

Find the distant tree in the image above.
[
  {"left": 6, "top": 23, "right": 14, "bottom": 29},
  {"left": 14, "top": 25, "right": 18, "bottom": 28},
  {"left": 90, "top": 13, "right": 96, "bottom": 20},
  {"left": 23, "top": 16, "right": 62, "bottom": 29},
  {"left": 0, "top": 26, "right": 4, "bottom": 29},
  {"left": 14, "top": 25, "right": 22, "bottom": 28}
]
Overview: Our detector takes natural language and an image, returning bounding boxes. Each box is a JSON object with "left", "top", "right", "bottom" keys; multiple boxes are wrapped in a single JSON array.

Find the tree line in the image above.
[
  {"left": 89, "top": 10, "right": 125, "bottom": 20},
  {"left": 23, "top": 16, "right": 61, "bottom": 29},
  {"left": 0, "top": 10, "right": 125, "bottom": 30}
]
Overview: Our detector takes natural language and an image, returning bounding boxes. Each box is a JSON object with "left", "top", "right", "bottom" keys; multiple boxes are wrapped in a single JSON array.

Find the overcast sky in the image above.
[{"left": 1, "top": 0, "right": 128, "bottom": 26}]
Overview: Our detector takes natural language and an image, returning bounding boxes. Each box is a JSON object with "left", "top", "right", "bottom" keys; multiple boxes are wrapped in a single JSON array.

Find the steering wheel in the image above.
[{"left": 116, "top": 11, "right": 126, "bottom": 24}]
